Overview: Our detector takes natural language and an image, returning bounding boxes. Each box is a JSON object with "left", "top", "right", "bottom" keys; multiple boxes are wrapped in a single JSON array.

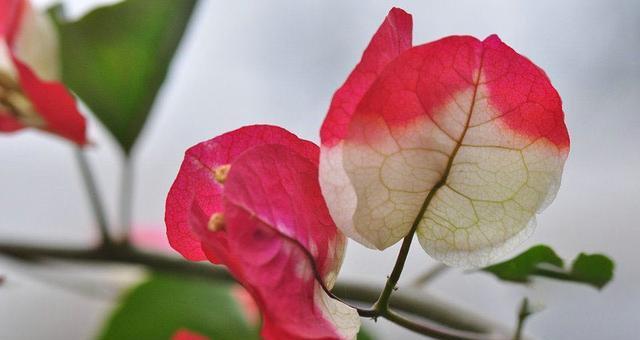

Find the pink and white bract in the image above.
[
  {"left": 0, "top": 0, "right": 86, "bottom": 145},
  {"left": 166, "top": 125, "right": 360, "bottom": 340},
  {"left": 320, "top": 8, "right": 570, "bottom": 267}
]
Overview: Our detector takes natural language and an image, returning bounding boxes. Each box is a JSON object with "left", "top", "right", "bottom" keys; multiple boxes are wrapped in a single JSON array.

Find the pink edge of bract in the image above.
[
  {"left": 165, "top": 125, "right": 319, "bottom": 262},
  {"left": 230, "top": 284, "right": 261, "bottom": 326},
  {"left": 11, "top": 55, "right": 87, "bottom": 145},
  {"left": 171, "top": 329, "right": 210, "bottom": 340},
  {"left": 0, "top": 0, "right": 25, "bottom": 40},
  {"left": 221, "top": 144, "right": 355, "bottom": 340},
  {"left": 347, "top": 33, "right": 569, "bottom": 150},
  {"left": 320, "top": 7, "right": 412, "bottom": 147},
  {"left": 480, "top": 34, "right": 570, "bottom": 149}
]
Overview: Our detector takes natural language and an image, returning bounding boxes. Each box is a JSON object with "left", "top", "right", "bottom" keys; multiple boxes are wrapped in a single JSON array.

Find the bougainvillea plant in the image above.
[{"left": 1, "top": 1, "right": 614, "bottom": 340}]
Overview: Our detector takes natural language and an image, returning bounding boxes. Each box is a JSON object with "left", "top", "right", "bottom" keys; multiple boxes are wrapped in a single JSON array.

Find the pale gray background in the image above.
[{"left": 1, "top": 0, "right": 638, "bottom": 339}]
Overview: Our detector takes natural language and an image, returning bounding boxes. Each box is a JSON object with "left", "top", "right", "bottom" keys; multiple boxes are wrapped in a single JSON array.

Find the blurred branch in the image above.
[
  {"left": 2, "top": 257, "right": 125, "bottom": 301},
  {"left": 0, "top": 243, "right": 230, "bottom": 281},
  {"left": 0, "top": 242, "right": 515, "bottom": 339},
  {"left": 384, "top": 309, "right": 496, "bottom": 340}
]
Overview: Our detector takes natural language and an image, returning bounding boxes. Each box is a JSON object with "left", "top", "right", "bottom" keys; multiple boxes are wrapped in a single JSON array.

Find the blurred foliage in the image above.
[
  {"left": 99, "top": 273, "right": 376, "bottom": 340},
  {"left": 357, "top": 328, "right": 376, "bottom": 340},
  {"left": 483, "top": 245, "right": 563, "bottom": 282},
  {"left": 98, "top": 273, "right": 258, "bottom": 340},
  {"left": 569, "top": 253, "right": 615, "bottom": 289},
  {"left": 49, "top": 0, "right": 198, "bottom": 154},
  {"left": 482, "top": 244, "right": 614, "bottom": 289}
]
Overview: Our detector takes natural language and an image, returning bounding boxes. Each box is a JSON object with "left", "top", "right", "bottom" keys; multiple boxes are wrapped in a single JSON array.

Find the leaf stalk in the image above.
[{"left": 74, "top": 148, "right": 112, "bottom": 247}]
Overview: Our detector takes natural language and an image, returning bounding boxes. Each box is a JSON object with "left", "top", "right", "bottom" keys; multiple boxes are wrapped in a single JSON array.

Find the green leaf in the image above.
[
  {"left": 50, "top": 0, "right": 198, "bottom": 153},
  {"left": 569, "top": 253, "right": 615, "bottom": 289},
  {"left": 98, "top": 273, "right": 258, "bottom": 340},
  {"left": 100, "top": 273, "right": 377, "bottom": 340},
  {"left": 357, "top": 328, "right": 376, "bottom": 340},
  {"left": 483, "top": 245, "right": 564, "bottom": 283},
  {"left": 482, "top": 244, "right": 614, "bottom": 289}
]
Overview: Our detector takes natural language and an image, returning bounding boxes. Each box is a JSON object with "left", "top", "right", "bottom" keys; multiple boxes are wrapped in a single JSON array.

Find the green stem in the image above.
[
  {"left": 372, "top": 179, "right": 446, "bottom": 314},
  {"left": 345, "top": 186, "right": 479, "bottom": 339},
  {"left": 74, "top": 148, "right": 112, "bottom": 247},
  {"left": 532, "top": 268, "right": 574, "bottom": 282},
  {"left": 118, "top": 157, "right": 134, "bottom": 244},
  {"left": 512, "top": 298, "right": 531, "bottom": 340},
  {"left": 343, "top": 176, "right": 448, "bottom": 338},
  {"left": 373, "top": 231, "right": 417, "bottom": 312}
]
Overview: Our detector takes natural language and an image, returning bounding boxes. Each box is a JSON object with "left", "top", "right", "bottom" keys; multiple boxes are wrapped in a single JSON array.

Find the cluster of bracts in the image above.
[{"left": 1, "top": 3, "right": 568, "bottom": 339}]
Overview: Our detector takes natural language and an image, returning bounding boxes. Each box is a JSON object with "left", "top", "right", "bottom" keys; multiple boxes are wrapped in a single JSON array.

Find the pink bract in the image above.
[
  {"left": 320, "top": 8, "right": 569, "bottom": 267},
  {"left": 166, "top": 125, "right": 359, "bottom": 340},
  {"left": 166, "top": 125, "right": 317, "bottom": 261},
  {"left": 320, "top": 7, "right": 413, "bottom": 148}
]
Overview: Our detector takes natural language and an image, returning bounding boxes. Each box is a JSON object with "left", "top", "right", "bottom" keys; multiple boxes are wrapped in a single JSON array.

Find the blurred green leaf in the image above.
[
  {"left": 569, "top": 253, "right": 615, "bottom": 289},
  {"left": 482, "top": 244, "right": 614, "bottom": 289},
  {"left": 98, "top": 273, "right": 258, "bottom": 340},
  {"left": 50, "top": 0, "right": 198, "bottom": 153},
  {"left": 483, "top": 245, "right": 564, "bottom": 283},
  {"left": 357, "top": 328, "right": 376, "bottom": 340},
  {"left": 99, "top": 273, "right": 377, "bottom": 340}
]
